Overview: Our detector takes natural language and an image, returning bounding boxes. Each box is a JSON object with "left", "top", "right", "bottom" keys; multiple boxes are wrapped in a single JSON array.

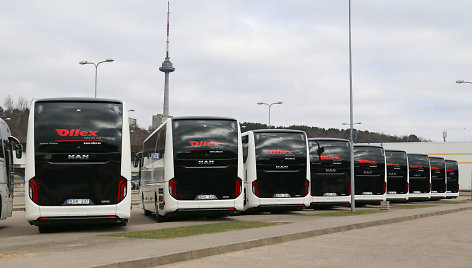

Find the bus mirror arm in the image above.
[
  {"left": 8, "top": 136, "right": 22, "bottom": 159},
  {"left": 317, "top": 147, "right": 325, "bottom": 155}
]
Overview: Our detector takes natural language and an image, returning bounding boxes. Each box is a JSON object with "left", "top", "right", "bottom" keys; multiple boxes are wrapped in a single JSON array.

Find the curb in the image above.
[{"left": 92, "top": 206, "right": 472, "bottom": 268}]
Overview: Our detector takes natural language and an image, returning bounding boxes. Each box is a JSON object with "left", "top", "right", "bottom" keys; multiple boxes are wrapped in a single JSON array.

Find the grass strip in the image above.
[
  {"left": 103, "top": 221, "right": 279, "bottom": 240},
  {"left": 430, "top": 201, "right": 469, "bottom": 204},
  {"left": 300, "top": 210, "right": 385, "bottom": 217}
]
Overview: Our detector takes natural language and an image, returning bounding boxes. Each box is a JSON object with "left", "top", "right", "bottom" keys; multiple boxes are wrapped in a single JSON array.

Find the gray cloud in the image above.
[{"left": 1, "top": 0, "right": 472, "bottom": 141}]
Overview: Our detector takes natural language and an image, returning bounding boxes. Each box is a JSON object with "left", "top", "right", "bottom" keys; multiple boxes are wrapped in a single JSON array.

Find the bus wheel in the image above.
[
  {"left": 154, "top": 200, "right": 164, "bottom": 223},
  {"left": 143, "top": 196, "right": 151, "bottom": 216},
  {"left": 38, "top": 225, "right": 53, "bottom": 233}
]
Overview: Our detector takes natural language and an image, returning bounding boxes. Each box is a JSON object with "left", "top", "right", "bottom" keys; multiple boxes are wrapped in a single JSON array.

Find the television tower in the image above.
[{"left": 159, "top": 1, "right": 175, "bottom": 121}]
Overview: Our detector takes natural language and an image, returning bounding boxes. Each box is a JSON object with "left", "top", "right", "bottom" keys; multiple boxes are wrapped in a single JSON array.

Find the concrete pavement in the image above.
[{"left": 0, "top": 198, "right": 471, "bottom": 268}]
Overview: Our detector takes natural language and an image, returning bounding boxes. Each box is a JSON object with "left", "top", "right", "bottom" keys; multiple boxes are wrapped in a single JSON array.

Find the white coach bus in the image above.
[
  {"left": 0, "top": 119, "right": 22, "bottom": 220},
  {"left": 407, "top": 153, "right": 431, "bottom": 201},
  {"left": 353, "top": 144, "right": 387, "bottom": 205},
  {"left": 137, "top": 117, "right": 244, "bottom": 222},
  {"left": 445, "top": 159, "right": 459, "bottom": 199},
  {"left": 385, "top": 149, "right": 409, "bottom": 202},
  {"left": 25, "top": 98, "right": 131, "bottom": 232},
  {"left": 429, "top": 156, "right": 447, "bottom": 200},
  {"left": 242, "top": 129, "right": 310, "bottom": 212},
  {"left": 308, "top": 138, "right": 351, "bottom": 206}
]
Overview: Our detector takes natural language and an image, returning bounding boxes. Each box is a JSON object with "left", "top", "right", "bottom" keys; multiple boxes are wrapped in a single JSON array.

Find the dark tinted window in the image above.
[
  {"left": 429, "top": 157, "right": 446, "bottom": 179},
  {"left": 408, "top": 154, "right": 430, "bottom": 177},
  {"left": 34, "top": 102, "right": 122, "bottom": 153},
  {"left": 255, "top": 132, "right": 306, "bottom": 165},
  {"left": 172, "top": 119, "right": 238, "bottom": 160},
  {"left": 385, "top": 151, "right": 407, "bottom": 176},
  {"left": 309, "top": 140, "right": 350, "bottom": 167},
  {"left": 445, "top": 160, "right": 458, "bottom": 179},
  {"left": 354, "top": 146, "right": 385, "bottom": 168}
]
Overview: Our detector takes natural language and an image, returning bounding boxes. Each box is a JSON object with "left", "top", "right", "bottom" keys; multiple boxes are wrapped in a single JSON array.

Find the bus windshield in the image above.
[
  {"left": 172, "top": 119, "right": 238, "bottom": 160},
  {"left": 385, "top": 151, "right": 407, "bottom": 177},
  {"left": 408, "top": 154, "right": 429, "bottom": 177},
  {"left": 354, "top": 147, "right": 385, "bottom": 168},
  {"left": 34, "top": 101, "right": 123, "bottom": 154},
  {"left": 254, "top": 132, "right": 306, "bottom": 165},
  {"left": 309, "top": 140, "right": 350, "bottom": 167},
  {"left": 429, "top": 158, "right": 445, "bottom": 179}
]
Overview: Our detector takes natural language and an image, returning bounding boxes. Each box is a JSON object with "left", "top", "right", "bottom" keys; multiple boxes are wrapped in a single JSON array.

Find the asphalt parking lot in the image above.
[{"left": 0, "top": 196, "right": 471, "bottom": 268}]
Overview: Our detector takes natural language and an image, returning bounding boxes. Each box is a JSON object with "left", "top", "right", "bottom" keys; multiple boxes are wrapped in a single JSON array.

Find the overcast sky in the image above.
[{"left": 2, "top": 0, "right": 472, "bottom": 142}]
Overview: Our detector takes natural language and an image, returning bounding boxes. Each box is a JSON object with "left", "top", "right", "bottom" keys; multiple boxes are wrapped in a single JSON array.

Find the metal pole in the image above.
[
  {"left": 348, "top": 0, "right": 356, "bottom": 212},
  {"left": 94, "top": 63, "right": 98, "bottom": 98},
  {"left": 268, "top": 104, "right": 272, "bottom": 129}
]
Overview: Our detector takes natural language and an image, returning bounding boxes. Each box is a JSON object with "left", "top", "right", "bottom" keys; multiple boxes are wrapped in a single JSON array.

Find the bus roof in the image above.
[
  {"left": 354, "top": 144, "right": 383, "bottom": 149},
  {"left": 35, "top": 97, "right": 122, "bottom": 104},
  {"left": 429, "top": 156, "right": 445, "bottom": 160},
  {"left": 407, "top": 153, "right": 429, "bottom": 157},
  {"left": 249, "top": 129, "right": 306, "bottom": 134},
  {"left": 385, "top": 149, "right": 407, "bottom": 153},
  {"left": 308, "top": 137, "right": 349, "bottom": 142},
  {"left": 172, "top": 116, "right": 237, "bottom": 121}
]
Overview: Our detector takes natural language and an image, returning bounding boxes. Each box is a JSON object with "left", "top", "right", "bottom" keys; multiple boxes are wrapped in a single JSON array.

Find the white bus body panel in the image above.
[
  {"left": 243, "top": 131, "right": 310, "bottom": 211},
  {"left": 141, "top": 118, "right": 244, "bottom": 217},
  {"left": 445, "top": 191, "right": 459, "bottom": 198},
  {"left": 312, "top": 195, "right": 350, "bottom": 204},
  {"left": 25, "top": 100, "right": 131, "bottom": 223},
  {"left": 386, "top": 193, "right": 409, "bottom": 202}
]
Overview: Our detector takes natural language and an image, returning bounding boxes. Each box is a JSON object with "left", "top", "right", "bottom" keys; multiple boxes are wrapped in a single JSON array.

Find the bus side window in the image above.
[{"left": 242, "top": 135, "right": 248, "bottom": 163}]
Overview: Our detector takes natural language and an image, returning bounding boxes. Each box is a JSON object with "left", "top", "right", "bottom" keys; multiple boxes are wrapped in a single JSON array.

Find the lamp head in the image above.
[
  {"left": 276, "top": 101, "right": 283, "bottom": 104},
  {"left": 79, "top": 61, "right": 88, "bottom": 65},
  {"left": 456, "top": 80, "right": 465, "bottom": 84},
  {"left": 105, "top": 58, "right": 114, "bottom": 63}
]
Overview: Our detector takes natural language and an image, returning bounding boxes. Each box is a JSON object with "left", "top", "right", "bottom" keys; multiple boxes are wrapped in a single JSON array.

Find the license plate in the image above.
[
  {"left": 431, "top": 191, "right": 437, "bottom": 193},
  {"left": 273, "top": 193, "right": 291, "bottom": 198},
  {"left": 323, "top": 192, "right": 338, "bottom": 197},
  {"left": 66, "top": 199, "right": 91, "bottom": 205},
  {"left": 413, "top": 191, "right": 421, "bottom": 194},
  {"left": 361, "top": 192, "right": 373, "bottom": 195},
  {"left": 387, "top": 191, "right": 397, "bottom": 194},
  {"left": 195, "top": 194, "right": 217, "bottom": 200}
]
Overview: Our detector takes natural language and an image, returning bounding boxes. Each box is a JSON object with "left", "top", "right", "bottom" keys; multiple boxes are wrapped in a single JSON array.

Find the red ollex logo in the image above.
[
  {"left": 188, "top": 141, "right": 221, "bottom": 147},
  {"left": 56, "top": 129, "right": 98, "bottom": 137},
  {"left": 410, "top": 165, "right": 423, "bottom": 169},
  {"left": 359, "top": 159, "right": 375, "bottom": 164},
  {"left": 431, "top": 167, "right": 440, "bottom": 171},
  {"left": 320, "top": 155, "right": 340, "bottom": 160},
  {"left": 269, "top": 150, "right": 293, "bottom": 155},
  {"left": 387, "top": 162, "right": 399, "bottom": 167},
  {"left": 446, "top": 169, "right": 454, "bottom": 173}
]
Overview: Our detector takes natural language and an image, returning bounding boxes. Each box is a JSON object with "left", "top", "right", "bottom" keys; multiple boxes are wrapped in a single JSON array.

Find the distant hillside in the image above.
[{"left": 240, "top": 122, "right": 429, "bottom": 143}]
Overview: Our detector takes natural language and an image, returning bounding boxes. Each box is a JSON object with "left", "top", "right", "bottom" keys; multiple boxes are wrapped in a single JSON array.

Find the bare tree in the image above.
[
  {"left": 16, "top": 96, "right": 29, "bottom": 111},
  {"left": 3, "top": 95, "right": 14, "bottom": 111}
]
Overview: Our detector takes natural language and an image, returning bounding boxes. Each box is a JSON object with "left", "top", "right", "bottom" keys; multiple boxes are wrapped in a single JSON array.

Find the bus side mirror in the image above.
[
  {"left": 16, "top": 144, "right": 23, "bottom": 159},
  {"left": 134, "top": 152, "right": 142, "bottom": 168},
  {"left": 317, "top": 147, "right": 325, "bottom": 155},
  {"left": 8, "top": 136, "right": 22, "bottom": 159}
]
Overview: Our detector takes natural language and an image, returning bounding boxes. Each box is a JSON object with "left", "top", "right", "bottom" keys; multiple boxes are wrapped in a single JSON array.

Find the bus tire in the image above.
[
  {"left": 155, "top": 200, "right": 164, "bottom": 223},
  {"left": 143, "top": 195, "right": 151, "bottom": 216},
  {"left": 38, "top": 225, "right": 53, "bottom": 233}
]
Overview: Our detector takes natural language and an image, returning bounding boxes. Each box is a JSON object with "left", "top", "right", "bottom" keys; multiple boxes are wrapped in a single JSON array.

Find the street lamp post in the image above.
[
  {"left": 455, "top": 79, "right": 472, "bottom": 200},
  {"left": 79, "top": 58, "right": 114, "bottom": 98},
  {"left": 347, "top": 0, "right": 356, "bottom": 213},
  {"left": 257, "top": 101, "right": 283, "bottom": 129}
]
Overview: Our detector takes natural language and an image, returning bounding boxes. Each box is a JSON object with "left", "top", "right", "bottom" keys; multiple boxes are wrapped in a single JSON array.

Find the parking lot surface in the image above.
[{"left": 0, "top": 197, "right": 471, "bottom": 268}]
